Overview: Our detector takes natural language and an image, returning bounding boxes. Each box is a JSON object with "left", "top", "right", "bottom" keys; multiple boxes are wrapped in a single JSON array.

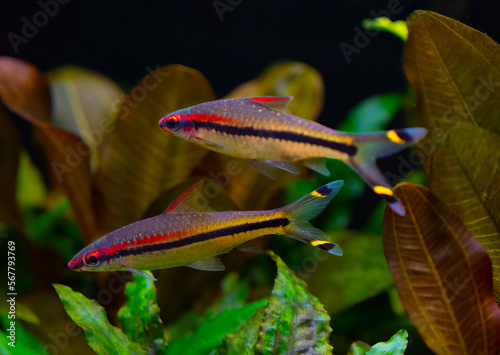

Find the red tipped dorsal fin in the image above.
[
  {"left": 163, "top": 181, "right": 210, "bottom": 214},
  {"left": 247, "top": 96, "right": 293, "bottom": 113}
]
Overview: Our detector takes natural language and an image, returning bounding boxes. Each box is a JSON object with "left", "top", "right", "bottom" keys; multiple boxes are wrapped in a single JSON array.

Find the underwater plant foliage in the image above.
[{"left": 0, "top": 9, "right": 499, "bottom": 355}]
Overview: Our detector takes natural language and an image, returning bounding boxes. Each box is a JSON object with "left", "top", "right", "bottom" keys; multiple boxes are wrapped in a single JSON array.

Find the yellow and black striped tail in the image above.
[
  {"left": 349, "top": 127, "right": 427, "bottom": 216},
  {"left": 283, "top": 181, "right": 344, "bottom": 256}
]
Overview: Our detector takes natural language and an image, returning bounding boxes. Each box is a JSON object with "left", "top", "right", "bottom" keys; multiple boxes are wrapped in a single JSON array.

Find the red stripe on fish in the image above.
[
  {"left": 102, "top": 230, "right": 194, "bottom": 256},
  {"left": 188, "top": 113, "right": 240, "bottom": 125},
  {"left": 248, "top": 97, "right": 287, "bottom": 102}
]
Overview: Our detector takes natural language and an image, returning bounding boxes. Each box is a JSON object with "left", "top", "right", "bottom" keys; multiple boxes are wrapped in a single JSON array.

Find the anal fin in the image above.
[
  {"left": 248, "top": 159, "right": 299, "bottom": 179},
  {"left": 302, "top": 158, "right": 330, "bottom": 176},
  {"left": 235, "top": 239, "right": 264, "bottom": 254},
  {"left": 187, "top": 256, "right": 225, "bottom": 271}
]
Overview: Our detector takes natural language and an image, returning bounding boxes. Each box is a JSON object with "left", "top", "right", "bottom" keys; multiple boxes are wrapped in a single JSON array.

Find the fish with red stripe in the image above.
[
  {"left": 159, "top": 96, "right": 427, "bottom": 215},
  {"left": 68, "top": 180, "right": 344, "bottom": 281}
]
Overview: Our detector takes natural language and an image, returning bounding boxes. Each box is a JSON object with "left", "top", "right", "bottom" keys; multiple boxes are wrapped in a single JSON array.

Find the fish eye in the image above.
[
  {"left": 84, "top": 251, "right": 101, "bottom": 267},
  {"left": 166, "top": 115, "right": 181, "bottom": 131}
]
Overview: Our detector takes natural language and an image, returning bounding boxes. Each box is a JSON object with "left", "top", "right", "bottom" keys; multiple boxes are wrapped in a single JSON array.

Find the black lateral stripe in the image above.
[
  {"left": 118, "top": 218, "right": 289, "bottom": 257},
  {"left": 195, "top": 121, "right": 357, "bottom": 156}
]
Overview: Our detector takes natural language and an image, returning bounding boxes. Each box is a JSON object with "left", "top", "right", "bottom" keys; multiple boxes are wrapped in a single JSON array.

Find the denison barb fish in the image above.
[
  {"left": 159, "top": 96, "right": 427, "bottom": 215},
  {"left": 68, "top": 180, "right": 344, "bottom": 281}
]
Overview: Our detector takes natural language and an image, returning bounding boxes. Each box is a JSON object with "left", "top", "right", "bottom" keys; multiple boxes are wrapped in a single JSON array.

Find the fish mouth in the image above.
[
  {"left": 68, "top": 257, "right": 84, "bottom": 270},
  {"left": 159, "top": 117, "right": 170, "bottom": 131}
]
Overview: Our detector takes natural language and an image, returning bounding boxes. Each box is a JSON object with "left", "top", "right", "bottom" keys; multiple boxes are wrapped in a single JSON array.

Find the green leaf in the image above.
[
  {"left": 429, "top": 125, "right": 500, "bottom": 301},
  {"left": 165, "top": 299, "right": 267, "bottom": 355},
  {"left": 404, "top": 11, "right": 500, "bottom": 137},
  {"left": 362, "top": 17, "right": 408, "bottom": 41},
  {"left": 117, "top": 270, "right": 165, "bottom": 353},
  {"left": 348, "top": 341, "right": 371, "bottom": 355},
  {"left": 16, "top": 151, "right": 46, "bottom": 210},
  {"left": 47, "top": 66, "right": 124, "bottom": 172},
  {"left": 304, "top": 231, "right": 394, "bottom": 313},
  {"left": 53, "top": 284, "right": 146, "bottom": 355},
  {"left": 164, "top": 271, "right": 250, "bottom": 343},
  {"left": 203, "top": 272, "right": 250, "bottom": 318},
  {"left": 383, "top": 183, "right": 500, "bottom": 354},
  {"left": 220, "top": 306, "right": 266, "bottom": 355},
  {"left": 367, "top": 329, "right": 408, "bottom": 355},
  {"left": 257, "top": 251, "right": 333, "bottom": 354},
  {"left": 337, "top": 93, "right": 403, "bottom": 133}
]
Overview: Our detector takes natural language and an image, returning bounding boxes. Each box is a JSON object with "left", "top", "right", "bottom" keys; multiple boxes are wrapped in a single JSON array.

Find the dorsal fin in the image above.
[
  {"left": 247, "top": 96, "right": 293, "bottom": 113},
  {"left": 163, "top": 181, "right": 211, "bottom": 214}
]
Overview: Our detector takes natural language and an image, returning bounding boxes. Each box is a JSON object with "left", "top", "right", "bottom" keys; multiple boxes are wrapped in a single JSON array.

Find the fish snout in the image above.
[{"left": 68, "top": 257, "right": 83, "bottom": 270}]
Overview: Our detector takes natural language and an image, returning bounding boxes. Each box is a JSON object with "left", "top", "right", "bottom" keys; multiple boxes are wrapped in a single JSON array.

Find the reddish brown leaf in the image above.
[
  {"left": 93, "top": 64, "right": 214, "bottom": 233},
  {"left": 0, "top": 57, "right": 51, "bottom": 122},
  {"left": 404, "top": 11, "right": 500, "bottom": 137},
  {"left": 0, "top": 58, "right": 95, "bottom": 241},
  {"left": 383, "top": 183, "right": 500, "bottom": 355}
]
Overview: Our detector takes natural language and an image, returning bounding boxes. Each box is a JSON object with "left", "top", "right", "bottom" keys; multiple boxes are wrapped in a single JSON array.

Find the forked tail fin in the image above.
[
  {"left": 348, "top": 127, "right": 427, "bottom": 216},
  {"left": 282, "top": 181, "right": 344, "bottom": 256}
]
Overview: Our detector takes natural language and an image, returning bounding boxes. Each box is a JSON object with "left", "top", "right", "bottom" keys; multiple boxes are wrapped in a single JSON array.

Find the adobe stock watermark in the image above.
[
  {"left": 340, "top": 0, "right": 403, "bottom": 63},
  {"left": 51, "top": 64, "right": 170, "bottom": 182},
  {"left": 213, "top": 0, "right": 243, "bottom": 22},
  {"left": 383, "top": 72, "right": 500, "bottom": 185},
  {"left": 7, "top": 0, "right": 71, "bottom": 54}
]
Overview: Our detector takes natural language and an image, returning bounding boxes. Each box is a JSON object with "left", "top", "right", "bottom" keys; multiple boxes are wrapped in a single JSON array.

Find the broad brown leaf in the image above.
[
  {"left": 429, "top": 125, "right": 500, "bottom": 302},
  {"left": 404, "top": 11, "right": 500, "bottom": 140},
  {"left": 218, "top": 61, "right": 324, "bottom": 209},
  {"left": 47, "top": 66, "right": 124, "bottom": 172},
  {"left": 93, "top": 64, "right": 214, "bottom": 233},
  {"left": 0, "top": 104, "right": 23, "bottom": 230},
  {"left": 383, "top": 183, "right": 500, "bottom": 355},
  {"left": 0, "top": 57, "right": 51, "bottom": 122},
  {"left": 227, "top": 61, "right": 324, "bottom": 120},
  {"left": 0, "top": 58, "right": 95, "bottom": 241}
]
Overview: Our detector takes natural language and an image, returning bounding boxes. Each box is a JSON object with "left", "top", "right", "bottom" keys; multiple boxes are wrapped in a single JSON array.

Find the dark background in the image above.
[{"left": 2, "top": 0, "right": 498, "bottom": 128}]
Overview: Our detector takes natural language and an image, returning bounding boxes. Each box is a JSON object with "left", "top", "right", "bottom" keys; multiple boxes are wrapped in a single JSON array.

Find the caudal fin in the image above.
[
  {"left": 282, "top": 181, "right": 344, "bottom": 256},
  {"left": 349, "top": 127, "right": 427, "bottom": 216}
]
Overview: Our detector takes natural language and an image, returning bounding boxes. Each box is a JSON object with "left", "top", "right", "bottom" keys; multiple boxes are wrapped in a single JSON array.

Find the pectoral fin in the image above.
[
  {"left": 187, "top": 256, "right": 225, "bottom": 271},
  {"left": 195, "top": 137, "right": 226, "bottom": 150},
  {"left": 122, "top": 265, "right": 158, "bottom": 281}
]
